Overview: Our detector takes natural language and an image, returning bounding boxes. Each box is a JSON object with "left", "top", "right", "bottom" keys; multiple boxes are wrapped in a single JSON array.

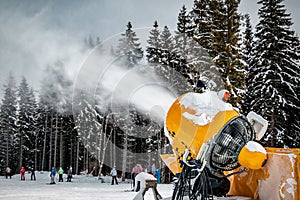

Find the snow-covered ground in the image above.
[
  {"left": 0, "top": 172, "right": 173, "bottom": 200},
  {"left": 0, "top": 172, "right": 253, "bottom": 200}
]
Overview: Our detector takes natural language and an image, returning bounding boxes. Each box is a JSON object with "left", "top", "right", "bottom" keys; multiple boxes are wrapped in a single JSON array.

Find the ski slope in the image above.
[
  {"left": 0, "top": 172, "right": 170, "bottom": 200},
  {"left": 0, "top": 172, "right": 251, "bottom": 200}
]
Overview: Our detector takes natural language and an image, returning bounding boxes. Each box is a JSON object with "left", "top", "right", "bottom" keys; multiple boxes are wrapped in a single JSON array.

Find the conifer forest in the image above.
[{"left": 0, "top": 0, "right": 299, "bottom": 182}]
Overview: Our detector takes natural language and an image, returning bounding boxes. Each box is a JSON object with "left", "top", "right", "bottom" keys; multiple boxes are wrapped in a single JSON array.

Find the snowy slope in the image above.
[
  {"left": 0, "top": 172, "right": 172, "bottom": 200},
  {"left": 0, "top": 172, "right": 251, "bottom": 200}
]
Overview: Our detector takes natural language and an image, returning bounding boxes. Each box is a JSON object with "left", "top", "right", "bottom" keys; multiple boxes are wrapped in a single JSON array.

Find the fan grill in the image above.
[{"left": 209, "top": 117, "right": 255, "bottom": 171}]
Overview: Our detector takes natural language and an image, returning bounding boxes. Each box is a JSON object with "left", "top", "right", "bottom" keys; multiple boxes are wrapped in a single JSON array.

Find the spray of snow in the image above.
[
  {"left": 179, "top": 91, "right": 233, "bottom": 126},
  {"left": 74, "top": 48, "right": 177, "bottom": 123}
]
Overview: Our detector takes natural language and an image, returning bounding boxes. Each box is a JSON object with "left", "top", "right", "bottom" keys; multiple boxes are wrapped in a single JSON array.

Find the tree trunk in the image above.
[
  {"left": 35, "top": 134, "right": 38, "bottom": 170},
  {"left": 85, "top": 148, "right": 89, "bottom": 173},
  {"left": 49, "top": 114, "right": 53, "bottom": 170},
  {"left": 59, "top": 124, "right": 63, "bottom": 168},
  {"left": 110, "top": 132, "right": 113, "bottom": 167},
  {"left": 54, "top": 113, "right": 58, "bottom": 167},
  {"left": 76, "top": 138, "right": 79, "bottom": 175},
  {"left": 113, "top": 128, "right": 116, "bottom": 167},
  {"left": 158, "top": 131, "right": 162, "bottom": 169},
  {"left": 98, "top": 116, "right": 113, "bottom": 177},
  {"left": 70, "top": 138, "right": 73, "bottom": 168},
  {"left": 41, "top": 114, "right": 47, "bottom": 171},
  {"left": 121, "top": 131, "right": 128, "bottom": 181},
  {"left": 19, "top": 129, "right": 23, "bottom": 169},
  {"left": 6, "top": 130, "right": 9, "bottom": 167},
  {"left": 97, "top": 121, "right": 104, "bottom": 177}
]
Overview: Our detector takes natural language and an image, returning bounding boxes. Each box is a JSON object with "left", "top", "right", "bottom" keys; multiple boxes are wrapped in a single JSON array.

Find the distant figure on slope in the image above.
[
  {"left": 20, "top": 167, "right": 26, "bottom": 181},
  {"left": 156, "top": 169, "right": 161, "bottom": 184},
  {"left": 5, "top": 167, "right": 12, "bottom": 179},
  {"left": 143, "top": 164, "right": 148, "bottom": 173},
  {"left": 67, "top": 166, "right": 73, "bottom": 182},
  {"left": 131, "top": 164, "right": 143, "bottom": 188},
  {"left": 151, "top": 164, "right": 156, "bottom": 177},
  {"left": 110, "top": 166, "right": 118, "bottom": 185},
  {"left": 50, "top": 167, "right": 56, "bottom": 184},
  {"left": 30, "top": 166, "right": 36, "bottom": 181},
  {"left": 58, "top": 167, "right": 64, "bottom": 182}
]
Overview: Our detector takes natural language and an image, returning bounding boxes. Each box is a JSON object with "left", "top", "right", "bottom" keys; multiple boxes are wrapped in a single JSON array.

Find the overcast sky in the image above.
[{"left": 0, "top": 0, "right": 299, "bottom": 99}]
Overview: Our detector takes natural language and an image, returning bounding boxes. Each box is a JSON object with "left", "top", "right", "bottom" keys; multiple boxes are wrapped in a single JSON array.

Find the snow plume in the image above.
[
  {"left": 73, "top": 48, "right": 177, "bottom": 124},
  {"left": 0, "top": 2, "right": 87, "bottom": 98}
]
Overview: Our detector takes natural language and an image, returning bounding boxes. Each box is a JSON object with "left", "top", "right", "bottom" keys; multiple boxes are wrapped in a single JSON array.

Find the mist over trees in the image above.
[{"left": 0, "top": 0, "right": 299, "bottom": 180}]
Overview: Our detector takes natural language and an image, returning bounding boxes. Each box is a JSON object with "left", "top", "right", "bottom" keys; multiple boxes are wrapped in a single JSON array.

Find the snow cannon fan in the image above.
[{"left": 160, "top": 90, "right": 268, "bottom": 199}]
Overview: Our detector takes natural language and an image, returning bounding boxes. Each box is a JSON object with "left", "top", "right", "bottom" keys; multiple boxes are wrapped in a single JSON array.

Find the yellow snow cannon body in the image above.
[{"left": 161, "top": 91, "right": 267, "bottom": 175}]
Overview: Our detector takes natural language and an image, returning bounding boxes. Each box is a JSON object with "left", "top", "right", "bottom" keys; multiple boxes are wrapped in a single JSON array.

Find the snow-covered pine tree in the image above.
[
  {"left": 209, "top": 0, "right": 246, "bottom": 108},
  {"left": 249, "top": 0, "right": 300, "bottom": 147},
  {"left": 242, "top": 14, "right": 254, "bottom": 67},
  {"left": 116, "top": 22, "right": 143, "bottom": 68},
  {"left": 146, "top": 20, "right": 161, "bottom": 64},
  {"left": 158, "top": 25, "right": 191, "bottom": 95},
  {"left": 192, "top": 0, "right": 213, "bottom": 51},
  {"left": 241, "top": 14, "right": 254, "bottom": 114},
  {"left": 159, "top": 25, "right": 175, "bottom": 66},
  {"left": 75, "top": 97, "right": 103, "bottom": 174},
  {"left": 36, "top": 95, "right": 49, "bottom": 171},
  {"left": 17, "top": 77, "right": 38, "bottom": 169},
  {"left": 175, "top": 5, "right": 195, "bottom": 60},
  {"left": 0, "top": 101, "right": 2, "bottom": 170},
  {"left": 0, "top": 74, "right": 18, "bottom": 172},
  {"left": 27, "top": 88, "right": 40, "bottom": 171},
  {"left": 175, "top": 5, "right": 207, "bottom": 92}
]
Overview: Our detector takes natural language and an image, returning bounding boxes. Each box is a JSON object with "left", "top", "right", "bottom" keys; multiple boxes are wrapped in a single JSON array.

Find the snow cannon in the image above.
[{"left": 161, "top": 90, "right": 268, "bottom": 175}]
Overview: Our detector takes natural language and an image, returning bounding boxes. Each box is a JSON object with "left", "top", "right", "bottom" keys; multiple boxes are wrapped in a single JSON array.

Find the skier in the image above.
[
  {"left": 20, "top": 167, "right": 25, "bottom": 181},
  {"left": 5, "top": 167, "right": 12, "bottom": 179},
  {"left": 30, "top": 166, "right": 36, "bottom": 181},
  {"left": 58, "top": 167, "right": 64, "bottom": 182},
  {"left": 67, "top": 166, "right": 73, "bottom": 182},
  {"left": 50, "top": 167, "right": 56, "bottom": 184},
  {"left": 110, "top": 166, "right": 118, "bottom": 185}
]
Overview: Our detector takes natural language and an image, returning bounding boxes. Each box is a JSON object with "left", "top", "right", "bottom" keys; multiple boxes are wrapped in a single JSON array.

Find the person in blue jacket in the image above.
[
  {"left": 156, "top": 169, "right": 161, "bottom": 184},
  {"left": 50, "top": 167, "right": 56, "bottom": 184}
]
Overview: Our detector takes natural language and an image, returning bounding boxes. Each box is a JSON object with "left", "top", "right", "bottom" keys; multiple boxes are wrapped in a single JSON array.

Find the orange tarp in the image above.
[{"left": 227, "top": 148, "right": 300, "bottom": 200}]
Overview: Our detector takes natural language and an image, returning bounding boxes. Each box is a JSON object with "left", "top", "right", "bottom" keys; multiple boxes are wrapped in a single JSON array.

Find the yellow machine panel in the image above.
[{"left": 162, "top": 92, "right": 239, "bottom": 174}]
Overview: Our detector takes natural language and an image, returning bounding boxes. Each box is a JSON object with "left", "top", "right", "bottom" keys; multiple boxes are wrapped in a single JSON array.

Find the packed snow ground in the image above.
[
  {"left": 0, "top": 171, "right": 173, "bottom": 200},
  {"left": 0, "top": 172, "right": 251, "bottom": 200}
]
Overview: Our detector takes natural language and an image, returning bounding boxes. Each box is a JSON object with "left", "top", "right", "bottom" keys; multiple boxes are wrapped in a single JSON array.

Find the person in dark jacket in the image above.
[
  {"left": 67, "top": 166, "right": 73, "bottom": 182},
  {"left": 30, "top": 166, "right": 36, "bottom": 181},
  {"left": 50, "top": 167, "right": 56, "bottom": 184},
  {"left": 110, "top": 166, "right": 118, "bottom": 185}
]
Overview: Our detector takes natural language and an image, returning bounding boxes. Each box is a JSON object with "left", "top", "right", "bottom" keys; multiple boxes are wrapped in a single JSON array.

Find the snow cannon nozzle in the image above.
[{"left": 238, "top": 141, "right": 267, "bottom": 170}]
